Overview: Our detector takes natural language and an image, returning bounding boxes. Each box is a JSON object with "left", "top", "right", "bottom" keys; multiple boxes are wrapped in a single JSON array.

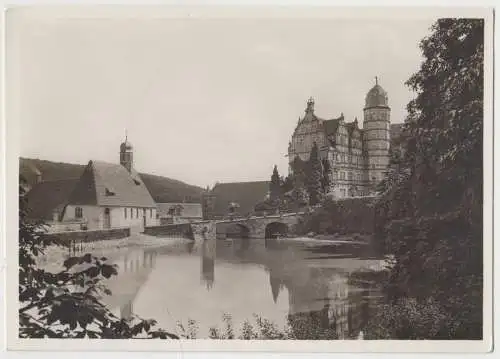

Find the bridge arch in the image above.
[
  {"left": 265, "top": 222, "right": 289, "bottom": 239},
  {"left": 225, "top": 223, "right": 250, "bottom": 239}
]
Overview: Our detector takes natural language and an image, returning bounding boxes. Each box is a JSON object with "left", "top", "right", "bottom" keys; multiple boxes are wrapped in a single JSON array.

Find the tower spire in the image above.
[
  {"left": 125, "top": 129, "right": 128, "bottom": 141},
  {"left": 306, "top": 97, "right": 315, "bottom": 114}
]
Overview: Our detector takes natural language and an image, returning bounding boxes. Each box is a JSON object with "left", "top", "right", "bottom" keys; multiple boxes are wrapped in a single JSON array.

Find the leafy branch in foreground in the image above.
[{"left": 19, "top": 176, "right": 178, "bottom": 339}]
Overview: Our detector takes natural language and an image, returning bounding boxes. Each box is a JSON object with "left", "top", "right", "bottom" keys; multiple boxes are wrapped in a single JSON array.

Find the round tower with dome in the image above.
[
  {"left": 120, "top": 133, "right": 134, "bottom": 173},
  {"left": 362, "top": 77, "right": 391, "bottom": 187}
]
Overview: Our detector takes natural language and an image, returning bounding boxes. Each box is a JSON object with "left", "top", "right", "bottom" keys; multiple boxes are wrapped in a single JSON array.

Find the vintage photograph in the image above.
[{"left": 5, "top": 6, "right": 492, "bottom": 351}]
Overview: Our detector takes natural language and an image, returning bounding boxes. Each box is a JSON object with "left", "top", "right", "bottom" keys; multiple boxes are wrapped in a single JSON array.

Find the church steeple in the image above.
[{"left": 120, "top": 131, "right": 134, "bottom": 173}]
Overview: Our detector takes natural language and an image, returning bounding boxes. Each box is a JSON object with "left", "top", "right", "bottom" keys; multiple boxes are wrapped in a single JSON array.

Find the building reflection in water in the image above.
[
  {"left": 118, "top": 249, "right": 157, "bottom": 320},
  {"left": 268, "top": 264, "right": 373, "bottom": 339},
  {"left": 201, "top": 239, "right": 216, "bottom": 290},
  {"left": 269, "top": 269, "right": 285, "bottom": 304}
]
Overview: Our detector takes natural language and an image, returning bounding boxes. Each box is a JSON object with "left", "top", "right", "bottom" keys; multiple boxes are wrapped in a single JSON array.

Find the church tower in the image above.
[
  {"left": 363, "top": 77, "right": 391, "bottom": 186},
  {"left": 120, "top": 134, "right": 134, "bottom": 173}
]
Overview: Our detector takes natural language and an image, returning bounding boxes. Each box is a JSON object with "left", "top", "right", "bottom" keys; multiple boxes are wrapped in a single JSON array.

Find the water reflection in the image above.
[
  {"left": 109, "top": 237, "right": 381, "bottom": 339},
  {"left": 201, "top": 240, "right": 216, "bottom": 290}
]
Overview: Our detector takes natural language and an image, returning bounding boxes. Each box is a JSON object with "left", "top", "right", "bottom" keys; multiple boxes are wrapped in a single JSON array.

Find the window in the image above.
[
  {"left": 105, "top": 188, "right": 115, "bottom": 196},
  {"left": 150, "top": 209, "right": 153, "bottom": 218},
  {"left": 75, "top": 207, "right": 83, "bottom": 219},
  {"left": 124, "top": 208, "right": 127, "bottom": 219},
  {"left": 136, "top": 208, "right": 139, "bottom": 218},
  {"left": 348, "top": 172, "right": 353, "bottom": 181}
]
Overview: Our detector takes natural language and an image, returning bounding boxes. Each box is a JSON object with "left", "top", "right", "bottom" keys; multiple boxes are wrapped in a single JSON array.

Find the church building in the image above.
[
  {"left": 288, "top": 78, "right": 400, "bottom": 198},
  {"left": 61, "top": 137, "right": 158, "bottom": 231}
]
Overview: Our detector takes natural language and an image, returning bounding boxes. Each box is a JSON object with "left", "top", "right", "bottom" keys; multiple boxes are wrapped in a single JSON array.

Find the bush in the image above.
[{"left": 365, "top": 297, "right": 466, "bottom": 340}]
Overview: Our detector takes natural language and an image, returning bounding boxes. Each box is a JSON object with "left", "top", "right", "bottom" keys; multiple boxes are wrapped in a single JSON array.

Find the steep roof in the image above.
[
  {"left": 157, "top": 202, "right": 203, "bottom": 218},
  {"left": 25, "top": 179, "right": 80, "bottom": 220},
  {"left": 210, "top": 181, "right": 270, "bottom": 217},
  {"left": 68, "top": 161, "right": 156, "bottom": 208},
  {"left": 20, "top": 158, "right": 204, "bottom": 203},
  {"left": 323, "top": 115, "right": 343, "bottom": 136}
]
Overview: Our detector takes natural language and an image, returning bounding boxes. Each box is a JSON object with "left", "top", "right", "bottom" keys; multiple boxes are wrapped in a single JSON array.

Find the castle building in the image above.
[{"left": 287, "top": 78, "right": 399, "bottom": 198}]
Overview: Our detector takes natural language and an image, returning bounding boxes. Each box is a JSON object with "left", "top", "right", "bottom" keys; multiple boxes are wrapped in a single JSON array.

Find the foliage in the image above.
[
  {"left": 365, "top": 298, "right": 461, "bottom": 339},
  {"left": 290, "top": 156, "right": 309, "bottom": 206},
  {"left": 19, "top": 176, "right": 178, "bottom": 339},
  {"left": 179, "top": 313, "right": 339, "bottom": 340},
  {"left": 374, "top": 19, "right": 484, "bottom": 339},
  {"left": 306, "top": 142, "right": 324, "bottom": 205},
  {"left": 321, "top": 158, "right": 331, "bottom": 193},
  {"left": 269, "top": 165, "right": 282, "bottom": 201},
  {"left": 295, "top": 197, "right": 377, "bottom": 236},
  {"left": 281, "top": 175, "right": 294, "bottom": 194}
]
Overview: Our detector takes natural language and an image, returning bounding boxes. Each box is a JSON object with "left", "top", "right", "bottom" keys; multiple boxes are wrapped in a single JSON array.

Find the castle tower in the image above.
[
  {"left": 120, "top": 133, "right": 134, "bottom": 173},
  {"left": 202, "top": 186, "right": 216, "bottom": 220},
  {"left": 363, "top": 77, "right": 391, "bottom": 186}
]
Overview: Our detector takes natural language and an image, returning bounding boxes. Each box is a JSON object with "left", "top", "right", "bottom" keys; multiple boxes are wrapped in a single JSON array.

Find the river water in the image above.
[{"left": 100, "top": 237, "right": 385, "bottom": 339}]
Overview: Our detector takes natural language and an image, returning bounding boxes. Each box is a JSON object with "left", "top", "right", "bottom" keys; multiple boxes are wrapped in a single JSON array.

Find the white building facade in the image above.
[{"left": 62, "top": 138, "right": 158, "bottom": 231}]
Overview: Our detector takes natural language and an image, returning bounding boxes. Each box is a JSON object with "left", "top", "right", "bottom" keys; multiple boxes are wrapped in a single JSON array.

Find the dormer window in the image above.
[{"left": 105, "top": 188, "right": 115, "bottom": 196}]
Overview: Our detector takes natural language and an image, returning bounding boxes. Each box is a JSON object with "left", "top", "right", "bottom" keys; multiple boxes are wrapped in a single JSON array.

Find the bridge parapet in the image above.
[{"left": 214, "top": 212, "right": 304, "bottom": 239}]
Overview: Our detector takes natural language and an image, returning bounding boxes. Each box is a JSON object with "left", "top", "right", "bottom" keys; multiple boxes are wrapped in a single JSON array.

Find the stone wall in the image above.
[
  {"left": 143, "top": 223, "right": 195, "bottom": 239},
  {"left": 42, "top": 227, "right": 131, "bottom": 246}
]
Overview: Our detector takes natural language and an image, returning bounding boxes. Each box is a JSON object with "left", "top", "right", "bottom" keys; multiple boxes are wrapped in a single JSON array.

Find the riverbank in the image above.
[{"left": 36, "top": 233, "right": 192, "bottom": 272}]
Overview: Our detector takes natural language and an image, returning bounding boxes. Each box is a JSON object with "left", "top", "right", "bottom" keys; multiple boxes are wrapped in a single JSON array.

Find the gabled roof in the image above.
[
  {"left": 25, "top": 179, "right": 80, "bottom": 220},
  {"left": 157, "top": 202, "right": 203, "bottom": 218},
  {"left": 210, "top": 181, "right": 270, "bottom": 217},
  {"left": 323, "top": 115, "right": 344, "bottom": 136},
  {"left": 20, "top": 158, "right": 204, "bottom": 203},
  {"left": 68, "top": 161, "right": 156, "bottom": 208}
]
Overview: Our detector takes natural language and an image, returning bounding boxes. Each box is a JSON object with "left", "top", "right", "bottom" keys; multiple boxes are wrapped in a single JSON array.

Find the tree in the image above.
[
  {"left": 291, "top": 156, "right": 309, "bottom": 206},
  {"left": 228, "top": 202, "right": 240, "bottom": 216},
  {"left": 281, "top": 175, "right": 294, "bottom": 194},
  {"left": 374, "top": 19, "right": 483, "bottom": 339},
  {"left": 306, "top": 142, "right": 323, "bottom": 205},
  {"left": 320, "top": 159, "right": 331, "bottom": 193},
  {"left": 269, "top": 165, "right": 281, "bottom": 202},
  {"left": 18, "top": 176, "right": 178, "bottom": 339}
]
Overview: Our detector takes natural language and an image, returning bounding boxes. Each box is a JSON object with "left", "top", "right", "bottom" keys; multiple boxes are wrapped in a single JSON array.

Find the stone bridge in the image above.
[{"left": 191, "top": 212, "right": 305, "bottom": 240}]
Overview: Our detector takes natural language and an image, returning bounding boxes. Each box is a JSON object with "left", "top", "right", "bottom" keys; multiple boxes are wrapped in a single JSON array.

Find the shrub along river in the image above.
[{"left": 98, "top": 237, "right": 387, "bottom": 339}]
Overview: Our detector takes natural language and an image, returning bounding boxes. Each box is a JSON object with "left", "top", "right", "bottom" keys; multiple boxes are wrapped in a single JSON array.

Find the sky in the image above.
[{"left": 10, "top": 8, "right": 437, "bottom": 188}]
